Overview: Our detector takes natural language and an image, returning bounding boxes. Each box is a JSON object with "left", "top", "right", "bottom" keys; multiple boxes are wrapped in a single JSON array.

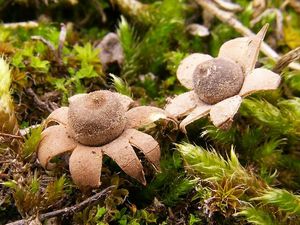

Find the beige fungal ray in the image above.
[
  {"left": 125, "top": 106, "right": 167, "bottom": 129},
  {"left": 38, "top": 125, "right": 76, "bottom": 170},
  {"left": 113, "top": 92, "right": 134, "bottom": 111},
  {"left": 177, "top": 53, "right": 212, "bottom": 89},
  {"left": 218, "top": 24, "right": 269, "bottom": 75},
  {"left": 165, "top": 91, "right": 200, "bottom": 118},
  {"left": 45, "top": 107, "right": 69, "bottom": 127},
  {"left": 179, "top": 104, "right": 211, "bottom": 133},
  {"left": 123, "top": 129, "right": 160, "bottom": 170},
  {"left": 102, "top": 136, "right": 146, "bottom": 185},
  {"left": 210, "top": 95, "right": 242, "bottom": 128},
  {"left": 239, "top": 68, "right": 281, "bottom": 97},
  {"left": 69, "top": 144, "right": 103, "bottom": 188}
]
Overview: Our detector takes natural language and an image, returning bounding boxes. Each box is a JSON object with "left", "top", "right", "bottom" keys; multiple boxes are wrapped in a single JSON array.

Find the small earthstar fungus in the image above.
[
  {"left": 37, "top": 90, "right": 167, "bottom": 189},
  {"left": 165, "top": 24, "right": 281, "bottom": 131}
]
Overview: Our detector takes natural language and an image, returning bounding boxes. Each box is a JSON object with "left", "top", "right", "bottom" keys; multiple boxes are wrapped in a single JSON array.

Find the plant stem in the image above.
[
  {"left": 195, "top": 0, "right": 300, "bottom": 71},
  {"left": 5, "top": 186, "right": 114, "bottom": 225},
  {"left": 0, "top": 132, "right": 23, "bottom": 140}
]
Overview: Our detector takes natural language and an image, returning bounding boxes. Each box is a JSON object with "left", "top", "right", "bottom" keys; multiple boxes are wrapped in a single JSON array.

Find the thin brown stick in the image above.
[
  {"left": 91, "top": 0, "right": 107, "bottom": 23},
  {"left": 25, "top": 88, "right": 55, "bottom": 113},
  {"left": 6, "top": 186, "right": 114, "bottom": 225},
  {"left": 31, "top": 36, "right": 56, "bottom": 53},
  {"left": 0, "top": 132, "right": 24, "bottom": 140},
  {"left": 282, "top": 0, "right": 300, "bottom": 14},
  {"left": 273, "top": 47, "right": 300, "bottom": 73},
  {"left": 3, "top": 21, "right": 38, "bottom": 29},
  {"left": 57, "top": 23, "right": 67, "bottom": 64},
  {"left": 195, "top": 0, "right": 300, "bottom": 71},
  {"left": 250, "top": 8, "right": 283, "bottom": 40}
]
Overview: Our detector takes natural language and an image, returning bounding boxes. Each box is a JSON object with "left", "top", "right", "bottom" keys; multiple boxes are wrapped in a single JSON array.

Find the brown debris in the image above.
[
  {"left": 252, "top": 0, "right": 267, "bottom": 18},
  {"left": 196, "top": 0, "right": 300, "bottom": 70},
  {"left": 25, "top": 88, "right": 57, "bottom": 113},
  {"left": 273, "top": 47, "right": 300, "bottom": 73},
  {"left": 96, "top": 33, "right": 124, "bottom": 71},
  {"left": 285, "top": 0, "right": 300, "bottom": 14},
  {"left": 6, "top": 187, "right": 113, "bottom": 225},
  {"left": 186, "top": 24, "right": 210, "bottom": 37},
  {"left": 213, "top": 0, "right": 242, "bottom": 12},
  {"left": 0, "top": 132, "right": 23, "bottom": 140}
]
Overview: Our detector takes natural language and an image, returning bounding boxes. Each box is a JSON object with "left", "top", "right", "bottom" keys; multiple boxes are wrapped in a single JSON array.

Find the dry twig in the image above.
[
  {"left": 32, "top": 23, "right": 67, "bottom": 65},
  {"left": 195, "top": 0, "right": 300, "bottom": 71},
  {"left": 91, "top": 0, "right": 107, "bottom": 23},
  {"left": 6, "top": 186, "right": 114, "bottom": 225},
  {"left": 31, "top": 36, "right": 55, "bottom": 53},
  {"left": 273, "top": 47, "right": 300, "bottom": 73},
  {"left": 3, "top": 21, "right": 39, "bottom": 29},
  {"left": 25, "top": 88, "right": 57, "bottom": 113},
  {"left": 56, "top": 23, "right": 67, "bottom": 66},
  {"left": 0, "top": 132, "right": 24, "bottom": 140},
  {"left": 250, "top": 8, "right": 283, "bottom": 40},
  {"left": 282, "top": 0, "right": 300, "bottom": 14}
]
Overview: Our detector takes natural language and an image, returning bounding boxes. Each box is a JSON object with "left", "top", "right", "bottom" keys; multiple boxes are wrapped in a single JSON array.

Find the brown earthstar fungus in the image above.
[
  {"left": 37, "top": 90, "right": 167, "bottom": 189},
  {"left": 165, "top": 24, "right": 281, "bottom": 132}
]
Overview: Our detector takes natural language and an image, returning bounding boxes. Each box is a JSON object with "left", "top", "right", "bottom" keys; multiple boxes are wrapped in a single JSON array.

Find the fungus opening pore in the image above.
[
  {"left": 68, "top": 90, "right": 126, "bottom": 146},
  {"left": 192, "top": 58, "right": 244, "bottom": 104}
]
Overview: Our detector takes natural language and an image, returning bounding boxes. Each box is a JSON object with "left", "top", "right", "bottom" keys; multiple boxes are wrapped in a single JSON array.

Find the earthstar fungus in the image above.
[
  {"left": 165, "top": 24, "right": 281, "bottom": 131},
  {"left": 37, "top": 90, "right": 167, "bottom": 188}
]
